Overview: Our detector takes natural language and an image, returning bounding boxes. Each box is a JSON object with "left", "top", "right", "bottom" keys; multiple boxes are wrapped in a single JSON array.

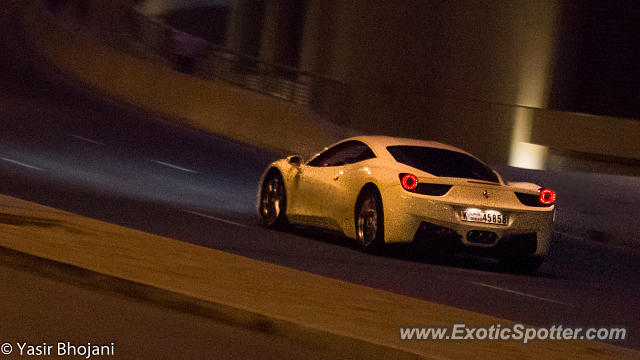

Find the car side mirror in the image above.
[
  {"left": 493, "top": 170, "right": 504, "bottom": 184},
  {"left": 287, "top": 155, "right": 303, "bottom": 167}
]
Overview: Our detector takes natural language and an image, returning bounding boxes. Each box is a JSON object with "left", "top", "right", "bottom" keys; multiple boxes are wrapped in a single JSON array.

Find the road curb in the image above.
[{"left": 0, "top": 246, "right": 425, "bottom": 359}]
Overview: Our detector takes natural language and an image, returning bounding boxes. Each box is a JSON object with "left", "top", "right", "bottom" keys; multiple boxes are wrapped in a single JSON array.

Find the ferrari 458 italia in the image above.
[{"left": 258, "top": 136, "right": 555, "bottom": 272}]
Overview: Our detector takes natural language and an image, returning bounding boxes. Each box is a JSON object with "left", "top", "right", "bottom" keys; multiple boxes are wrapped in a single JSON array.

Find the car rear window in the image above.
[{"left": 387, "top": 146, "right": 498, "bottom": 182}]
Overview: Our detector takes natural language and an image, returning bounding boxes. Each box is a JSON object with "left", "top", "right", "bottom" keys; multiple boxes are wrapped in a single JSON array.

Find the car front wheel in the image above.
[{"left": 259, "top": 171, "right": 288, "bottom": 229}]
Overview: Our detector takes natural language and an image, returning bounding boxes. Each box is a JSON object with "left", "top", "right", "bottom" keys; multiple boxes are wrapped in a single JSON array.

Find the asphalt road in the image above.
[{"left": 1, "top": 2, "right": 639, "bottom": 352}]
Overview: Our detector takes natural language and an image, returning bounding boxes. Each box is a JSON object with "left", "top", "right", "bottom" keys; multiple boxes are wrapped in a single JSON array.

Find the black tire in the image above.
[
  {"left": 499, "top": 255, "right": 545, "bottom": 274},
  {"left": 259, "top": 171, "right": 288, "bottom": 229},
  {"left": 355, "top": 186, "right": 385, "bottom": 254}
]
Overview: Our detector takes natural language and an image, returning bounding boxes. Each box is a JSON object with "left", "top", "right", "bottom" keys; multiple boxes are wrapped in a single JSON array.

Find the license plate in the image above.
[{"left": 461, "top": 209, "right": 508, "bottom": 225}]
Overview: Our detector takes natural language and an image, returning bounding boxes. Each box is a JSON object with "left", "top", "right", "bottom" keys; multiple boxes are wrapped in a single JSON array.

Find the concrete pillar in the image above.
[
  {"left": 225, "top": 0, "right": 264, "bottom": 57},
  {"left": 506, "top": 1, "right": 560, "bottom": 169},
  {"left": 297, "top": 0, "right": 325, "bottom": 73},
  {"left": 259, "top": 0, "right": 305, "bottom": 67},
  {"left": 225, "top": 0, "right": 244, "bottom": 51},
  {"left": 259, "top": 0, "right": 279, "bottom": 64}
]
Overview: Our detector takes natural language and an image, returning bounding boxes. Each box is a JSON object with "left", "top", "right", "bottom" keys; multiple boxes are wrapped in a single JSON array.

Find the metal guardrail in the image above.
[{"left": 43, "top": 0, "right": 351, "bottom": 124}]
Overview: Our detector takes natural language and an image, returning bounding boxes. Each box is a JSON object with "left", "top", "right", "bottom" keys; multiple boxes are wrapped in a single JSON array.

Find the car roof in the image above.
[{"left": 345, "top": 135, "right": 475, "bottom": 159}]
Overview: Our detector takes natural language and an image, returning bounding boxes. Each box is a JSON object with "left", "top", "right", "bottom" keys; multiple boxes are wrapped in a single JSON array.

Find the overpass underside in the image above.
[{"left": 87, "top": 0, "right": 640, "bottom": 175}]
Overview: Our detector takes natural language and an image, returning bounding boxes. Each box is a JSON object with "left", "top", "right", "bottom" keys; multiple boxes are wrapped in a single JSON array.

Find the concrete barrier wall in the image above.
[
  {"left": 22, "top": 0, "right": 344, "bottom": 157},
  {"left": 531, "top": 109, "right": 640, "bottom": 161}
]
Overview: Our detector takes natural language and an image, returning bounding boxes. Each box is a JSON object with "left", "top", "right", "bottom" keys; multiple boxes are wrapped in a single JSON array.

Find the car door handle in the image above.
[{"left": 334, "top": 170, "right": 344, "bottom": 181}]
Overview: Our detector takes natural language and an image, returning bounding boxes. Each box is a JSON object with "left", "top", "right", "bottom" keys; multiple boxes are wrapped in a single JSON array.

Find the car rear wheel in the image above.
[
  {"left": 355, "top": 187, "right": 384, "bottom": 254},
  {"left": 260, "top": 171, "right": 288, "bottom": 229}
]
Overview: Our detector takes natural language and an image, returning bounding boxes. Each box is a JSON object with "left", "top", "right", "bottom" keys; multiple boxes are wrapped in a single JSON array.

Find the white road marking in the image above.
[
  {"left": 471, "top": 281, "right": 570, "bottom": 306},
  {"left": 0, "top": 157, "right": 44, "bottom": 171},
  {"left": 150, "top": 160, "right": 199, "bottom": 174},
  {"left": 67, "top": 133, "right": 105, "bottom": 146},
  {"left": 181, "top": 209, "right": 250, "bottom": 228}
]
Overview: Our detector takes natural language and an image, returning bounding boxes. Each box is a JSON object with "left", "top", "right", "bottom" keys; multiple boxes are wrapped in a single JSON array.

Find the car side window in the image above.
[{"left": 307, "top": 141, "right": 375, "bottom": 167}]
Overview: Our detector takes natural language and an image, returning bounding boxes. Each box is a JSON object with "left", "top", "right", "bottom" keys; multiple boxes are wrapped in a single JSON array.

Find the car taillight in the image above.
[
  {"left": 515, "top": 188, "right": 556, "bottom": 207},
  {"left": 538, "top": 188, "right": 556, "bottom": 205},
  {"left": 400, "top": 173, "right": 418, "bottom": 190},
  {"left": 399, "top": 173, "right": 452, "bottom": 196}
]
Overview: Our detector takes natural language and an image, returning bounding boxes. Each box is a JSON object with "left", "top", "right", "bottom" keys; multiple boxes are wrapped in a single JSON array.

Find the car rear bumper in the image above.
[{"left": 383, "top": 189, "right": 555, "bottom": 256}]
